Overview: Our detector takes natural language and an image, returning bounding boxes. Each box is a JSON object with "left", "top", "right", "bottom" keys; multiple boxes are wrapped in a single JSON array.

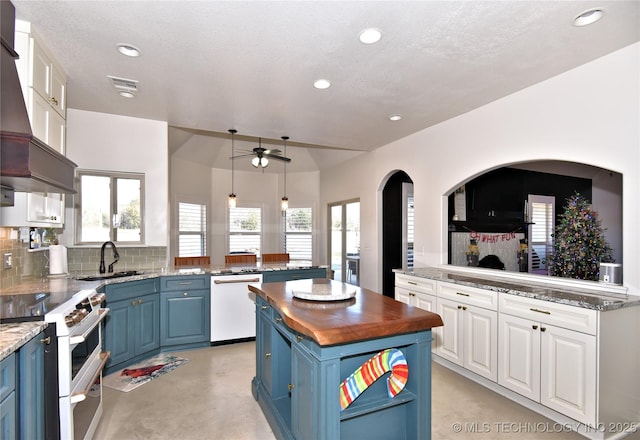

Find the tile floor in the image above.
[{"left": 93, "top": 342, "right": 637, "bottom": 440}]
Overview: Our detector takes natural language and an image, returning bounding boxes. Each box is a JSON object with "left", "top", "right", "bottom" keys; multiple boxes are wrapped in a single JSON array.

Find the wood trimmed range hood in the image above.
[{"left": 0, "top": 1, "right": 76, "bottom": 200}]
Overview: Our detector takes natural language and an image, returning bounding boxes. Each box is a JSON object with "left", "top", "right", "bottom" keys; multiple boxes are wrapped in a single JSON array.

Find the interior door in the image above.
[{"left": 329, "top": 201, "right": 360, "bottom": 285}]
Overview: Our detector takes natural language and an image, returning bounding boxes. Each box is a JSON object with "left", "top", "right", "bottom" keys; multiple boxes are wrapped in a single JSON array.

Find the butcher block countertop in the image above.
[{"left": 249, "top": 278, "right": 443, "bottom": 346}]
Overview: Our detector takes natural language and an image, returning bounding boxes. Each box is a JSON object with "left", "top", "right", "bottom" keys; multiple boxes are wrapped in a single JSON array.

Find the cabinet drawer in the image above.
[
  {"left": 499, "top": 293, "right": 597, "bottom": 335},
  {"left": 395, "top": 274, "right": 436, "bottom": 295},
  {"left": 0, "top": 353, "right": 16, "bottom": 402},
  {"left": 438, "top": 281, "right": 497, "bottom": 311},
  {"left": 105, "top": 278, "right": 159, "bottom": 302},
  {"left": 160, "top": 275, "right": 210, "bottom": 291}
]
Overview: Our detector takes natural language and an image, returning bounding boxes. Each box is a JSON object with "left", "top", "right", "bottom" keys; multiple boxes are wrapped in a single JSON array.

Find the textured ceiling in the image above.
[{"left": 11, "top": 1, "right": 640, "bottom": 172}]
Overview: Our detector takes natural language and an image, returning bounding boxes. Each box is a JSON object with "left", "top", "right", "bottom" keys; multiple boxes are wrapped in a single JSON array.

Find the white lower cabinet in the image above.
[
  {"left": 395, "top": 274, "right": 437, "bottom": 350},
  {"left": 436, "top": 282, "right": 497, "bottom": 381},
  {"left": 498, "top": 294, "right": 597, "bottom": 426}
]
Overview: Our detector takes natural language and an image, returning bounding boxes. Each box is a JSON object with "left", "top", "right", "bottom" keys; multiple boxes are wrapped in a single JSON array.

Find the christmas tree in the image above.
[{"left": 549, "top": 193, "right": 613, "bottom": 281}]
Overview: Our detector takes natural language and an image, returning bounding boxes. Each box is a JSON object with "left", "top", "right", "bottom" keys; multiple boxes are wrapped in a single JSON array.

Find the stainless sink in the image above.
[{"left": 76, "top": 270, "right": 142, "bottom": 281}]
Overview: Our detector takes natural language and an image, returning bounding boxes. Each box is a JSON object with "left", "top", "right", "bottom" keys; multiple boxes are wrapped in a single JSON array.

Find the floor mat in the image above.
[{"left": 102, "top": 353, "right": 189, "bottom": 392}]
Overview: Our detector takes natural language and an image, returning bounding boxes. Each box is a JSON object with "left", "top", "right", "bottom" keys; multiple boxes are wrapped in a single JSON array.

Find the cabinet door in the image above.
[
  {"left": 160, "top": 290, "right": 210, "bottom": 346},
  {"left": 18, "top": 333, "right": 45, "bottom": 440},
  {"left": 0, "top": 354, "right": 16, "bottom": 440},
  {"left": 27, "top": 193, "right": 64, "bottom": 225},
  {"left": 463, "top": 306, "right": 497, "bottom": 381},
  {"left": 291, "top": 344, "right": 316, "bottom": 440},
  {"left": 136, "top": 294, "right": 160, "bottom": 355},
  {"left": 540, "top": 325, "right": 596, "bottom": 425},
  {"left": 394, "top": 286, "right": 413, "bottom": 306},
  {"left": 436, "top": 298, "right": 463, "bottom": 365},
  {"left": 258, "top": 317, "right": 273, "bottom": 395},
  {"left": 104, "top": 299, "right": 136, "bottom": 368},
  {"left": 50, "top": 65, "right": 66, "bottom": 117},
  {"left": 498, "top": 314, "right": 540, "bottom": 401},
  {"left": 32, "top": 41, "right": 51, "bottom": 101}
]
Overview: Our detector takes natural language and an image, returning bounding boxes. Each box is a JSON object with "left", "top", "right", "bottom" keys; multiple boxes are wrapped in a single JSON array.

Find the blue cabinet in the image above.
[
  {"left": 252, "top": 294, "right": 435, "bottom": 440},
  {"left": 18, "top": 333, "right": 44, "bottom": 440},
  {"left": 262, "top": 268, "right": 326, "bottom": 283},
  {"left": 160, "top": 275, "right": 210, "bottom": 348},
  {"left": 103, "top": 279, "right": 160, "bottom": 374},
  {"left": 0, "top": 353, "right": 16, "bottom": 440}
]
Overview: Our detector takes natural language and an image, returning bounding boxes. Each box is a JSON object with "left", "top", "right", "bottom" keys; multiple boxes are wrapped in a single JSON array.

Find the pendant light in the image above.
[
  {"left": 281, "top": 136, "right": 289, "bottom": 211},
  {"left": 228, "top": 129, "right": 237, "bottom": 208}
]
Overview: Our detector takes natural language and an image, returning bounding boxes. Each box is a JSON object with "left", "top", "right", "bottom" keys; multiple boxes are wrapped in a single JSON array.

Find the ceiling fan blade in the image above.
[
  {"left": 262, "top": 149, "right": 281, "bottom": 155},
  {"left": 263, "top": 153, "right": 291, "bottom": 162},
  {"left": 230, "top": 153, "right": 255, "bottom": 159}
]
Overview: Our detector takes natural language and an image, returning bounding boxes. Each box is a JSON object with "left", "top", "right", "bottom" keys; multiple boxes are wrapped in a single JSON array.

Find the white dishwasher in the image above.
[{"left": 210, "top": 273, "right": 263, "bottom": 343}]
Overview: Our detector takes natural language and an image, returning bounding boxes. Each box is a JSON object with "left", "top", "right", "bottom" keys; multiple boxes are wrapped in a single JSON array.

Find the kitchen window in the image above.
[
  {"left": 178, "top": 202, "right": 207, "bottom": 256},
  {"left": 283, "top": 207, "right": 312, "bottom": 261},
  {"left": 76, "top": 170, "right": 144, "bottom": 244},
  {"left": 229, "top": 206, "right": 261, "bottom": 255}
]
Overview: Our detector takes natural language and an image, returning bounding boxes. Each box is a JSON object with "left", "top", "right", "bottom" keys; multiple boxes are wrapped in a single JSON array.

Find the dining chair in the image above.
[
  {"left": 261, "top": 253, "right": 290, "bottom": 263},
  {"left": 174, "top": 256, "right": 210, "bottom": 267}
]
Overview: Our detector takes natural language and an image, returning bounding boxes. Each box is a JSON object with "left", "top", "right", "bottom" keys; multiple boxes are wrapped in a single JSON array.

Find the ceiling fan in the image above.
[{"left": 231, "top": 137, "right": 291, "bottom": 168}]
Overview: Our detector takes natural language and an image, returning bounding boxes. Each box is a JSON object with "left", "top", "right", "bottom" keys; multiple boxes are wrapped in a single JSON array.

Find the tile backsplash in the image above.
[{"left": 0, "top": 227, "right": 167, "bottom": 290}]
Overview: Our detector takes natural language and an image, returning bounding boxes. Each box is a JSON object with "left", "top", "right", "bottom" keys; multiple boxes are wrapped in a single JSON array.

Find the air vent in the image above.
[{"left": 107, "top": 75, "right": 139, "bottom": 92}]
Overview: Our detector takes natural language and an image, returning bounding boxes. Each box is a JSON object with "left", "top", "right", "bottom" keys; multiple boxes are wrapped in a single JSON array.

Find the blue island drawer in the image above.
[
  {"left": 0, "top": 353, "right": 16, "bottom": 402},
  {"left": 105, "top": 278, "right": 159, "bottom": 302}
]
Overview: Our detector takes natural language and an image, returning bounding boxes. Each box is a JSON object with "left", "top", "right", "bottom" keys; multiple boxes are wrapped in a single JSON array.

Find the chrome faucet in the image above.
[{"left": 99, "top": 241, "right": 120, "bottom": 273}]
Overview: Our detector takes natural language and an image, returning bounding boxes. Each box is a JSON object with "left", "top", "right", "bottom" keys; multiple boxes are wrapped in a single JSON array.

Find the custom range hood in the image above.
[{"left": 0, "top": 1, "right": 76, "bottom": 201}]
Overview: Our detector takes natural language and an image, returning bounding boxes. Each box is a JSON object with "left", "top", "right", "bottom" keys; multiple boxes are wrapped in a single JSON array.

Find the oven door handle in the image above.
[
  {"left": 69, "top": 308, "right": 110, "bottom": 346},
  {"left": 70, "top": 351, "right": 110, "bottom": 404}
]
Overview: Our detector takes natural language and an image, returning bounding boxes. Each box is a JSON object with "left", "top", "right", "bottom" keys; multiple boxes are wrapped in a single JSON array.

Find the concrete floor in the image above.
[{"left": 93, "top": 342, "right": 630, "bottom": 440}]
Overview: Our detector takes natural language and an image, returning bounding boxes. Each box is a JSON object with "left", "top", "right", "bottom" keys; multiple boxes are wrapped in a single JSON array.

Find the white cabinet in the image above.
[
  {"left": 15, "top": 20, "right": 67, "bottom": 154},
  {"left": 436, "top": 281, "right": 498, "bottom": 381},
  {"left": 394, "top": 274, "right": 437, "bottom": 350},
  {"left": 498, "top": 293, "right": 596, "bottom": 425},
  {"left": 0, "top": 192, "right": 64, "bottom": 227}
]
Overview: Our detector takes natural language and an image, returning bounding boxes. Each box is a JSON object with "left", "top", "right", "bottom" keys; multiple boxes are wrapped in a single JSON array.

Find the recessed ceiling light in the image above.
[
  {"left": 119, "top": 91, "right": 136, "bottom": 98},
  {"left": 389, "top": 114, "right": 403, "bottom": 121},
  {"left": 573, "top": 8, "right": 604, "bottom": 26},
  {"left": 117, "top": 44, "right": 141, "bottom": 57},
  {"left": 314, "top": 79, "right": 331, "bottom": 90},
  {"left": 359, "top": 28, "right": 382, "bottom": 44}
]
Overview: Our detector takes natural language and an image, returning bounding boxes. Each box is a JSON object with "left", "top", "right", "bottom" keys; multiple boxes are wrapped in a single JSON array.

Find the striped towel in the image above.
[{"left": 339, "top": 348, "right": 409, "bottom": 411}]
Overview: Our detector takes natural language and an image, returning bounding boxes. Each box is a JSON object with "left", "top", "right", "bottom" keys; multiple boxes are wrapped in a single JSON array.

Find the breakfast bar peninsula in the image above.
[{"left": 249, "top": 278, "right": 443, "bottom": 440}]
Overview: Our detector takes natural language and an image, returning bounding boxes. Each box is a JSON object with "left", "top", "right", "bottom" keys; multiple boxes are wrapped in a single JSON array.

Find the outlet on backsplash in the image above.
[{"left": 3, "top": 253, "right": 12, "bottom": 269}]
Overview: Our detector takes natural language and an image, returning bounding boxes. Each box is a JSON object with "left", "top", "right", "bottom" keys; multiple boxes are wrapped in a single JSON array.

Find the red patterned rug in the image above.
[{"left": 102, "top": 353, "right": 189, "bottom": 392}]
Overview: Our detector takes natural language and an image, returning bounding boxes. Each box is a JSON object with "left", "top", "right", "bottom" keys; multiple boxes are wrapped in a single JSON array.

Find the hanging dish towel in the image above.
[{"left": 339, "top": 348, "right": 408, "bottom": 411}]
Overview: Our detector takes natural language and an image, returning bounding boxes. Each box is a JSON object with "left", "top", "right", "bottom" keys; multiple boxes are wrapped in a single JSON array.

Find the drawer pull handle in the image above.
[
  {"left": 265, "top": 352, "right": 271, "bottom": 358},
  {"left": 178, "top": 281, "right": 193, "bottom": 285},
  {"left": 530, "top": 308, "right": 551, "bottom": 315},
  {"left": 214, "top": 278, "right": 261, "bottom": 284},
  {"left": 456, "top": 292, "right": 470, "bottom": 297},
  {"left": 261, "top": 305, "right": 268, "bottom": 310},
  {"left": 275, "top": 317, "right": 283, "bottom": 323},
  {"left": 408, "top": 281, "right": 418, "bottom": 285},
  {"left": 40, "top": 336, "right": 51, "bottom": 345}
]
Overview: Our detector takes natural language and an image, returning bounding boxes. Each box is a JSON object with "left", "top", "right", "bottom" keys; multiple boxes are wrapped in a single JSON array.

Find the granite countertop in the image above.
[
  {"left": 0, "top": 322, "right": 48, "bottom": 362},
  {"left": 394, "top": 267, "right": 640, "bottom": 312}
]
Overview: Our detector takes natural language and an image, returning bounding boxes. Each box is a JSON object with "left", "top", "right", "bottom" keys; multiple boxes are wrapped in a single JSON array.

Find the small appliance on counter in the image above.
[{"left": 599, "top": 262, "right": 622, "bottom": 285}]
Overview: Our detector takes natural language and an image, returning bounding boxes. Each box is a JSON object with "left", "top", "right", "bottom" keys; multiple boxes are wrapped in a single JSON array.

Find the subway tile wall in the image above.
[{"left": 0, "top": 227, "right": 167, "bottom": 290}]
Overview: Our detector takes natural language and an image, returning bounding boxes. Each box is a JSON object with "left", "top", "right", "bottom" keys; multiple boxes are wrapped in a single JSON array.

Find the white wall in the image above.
[
  {"left": 320, "top": 42, "right": 640, "bottom": 295},
  {"left": 62, "top": 109, "right": 168, "bottom": 246}
]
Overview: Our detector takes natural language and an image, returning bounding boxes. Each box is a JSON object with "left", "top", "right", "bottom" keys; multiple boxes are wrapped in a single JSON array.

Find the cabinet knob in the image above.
[
  {"left": 261, "top": 305, "right": 268, "bottom": 310},
  {"left": 457, "top": 305, "right": 462, "bottom": 310},
  {"left": 49, "top": 97, "right": 59, "bottom": 106},
  {"left": 183, "top": 292, "right": 188, "bottom": 297},
  {"left": 296, "top": 335, "right": 303, "bottom": 342},
  {"left": 409, "top": 292, "right": 416, "bottom": 297},
  {"left": 288, "top": 384, "right": 295, "bottom": 391},
  {"left": 540, "top": 327, "right": 547, "bottom": 332},
  {"left": 40, "top": 336, "right": 51, "bottom": 345},
  {"left": 264, "top": 352, "right": 271, "bottom": 358},
  {"left": 275, "top": 317, "right": 283, "bottom": 323},
  {"left": 138, "top": 299, "right": 142, "bottom": 304},
  {"left": 532, "top": 325, "right": 538, "bottom": 330},
  {"left": 462, "top": 306, "right": 467, "bottom": 311},
  {"left": 131, "top": 301, "right": 136, "bottom": 307}
]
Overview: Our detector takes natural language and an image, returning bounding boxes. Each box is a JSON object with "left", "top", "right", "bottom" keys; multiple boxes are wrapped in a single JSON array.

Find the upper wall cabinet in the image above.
[{"left": 14, "top": 20, "right": 67, "bottom": 154}]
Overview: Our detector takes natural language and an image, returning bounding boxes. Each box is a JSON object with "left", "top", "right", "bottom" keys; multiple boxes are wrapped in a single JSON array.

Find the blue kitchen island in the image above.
[{"left": 250, "top": 278, "right": 443, "bottom": 440}]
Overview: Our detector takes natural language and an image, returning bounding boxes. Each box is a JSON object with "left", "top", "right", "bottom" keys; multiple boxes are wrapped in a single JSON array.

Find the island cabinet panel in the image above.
[
  {"left": 251, "top": 280, "right": 443, "bottom": 440},
  {"left": 262, "top": 268, "right": 327, "bottom": 283},
  {"left": 0, "top": 353, "right": 16, "bottom": 440},
  {"left": 103, "top": 279, "right": 160, "bottom": 374},
  {"left": 160, "top": 275, "right": 211, "bottom": 348}
]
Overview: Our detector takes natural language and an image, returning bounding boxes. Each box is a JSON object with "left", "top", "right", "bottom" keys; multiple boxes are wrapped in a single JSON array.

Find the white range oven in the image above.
[{"left": 1, "top": 286, "right": 110, "bottom": 439}]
